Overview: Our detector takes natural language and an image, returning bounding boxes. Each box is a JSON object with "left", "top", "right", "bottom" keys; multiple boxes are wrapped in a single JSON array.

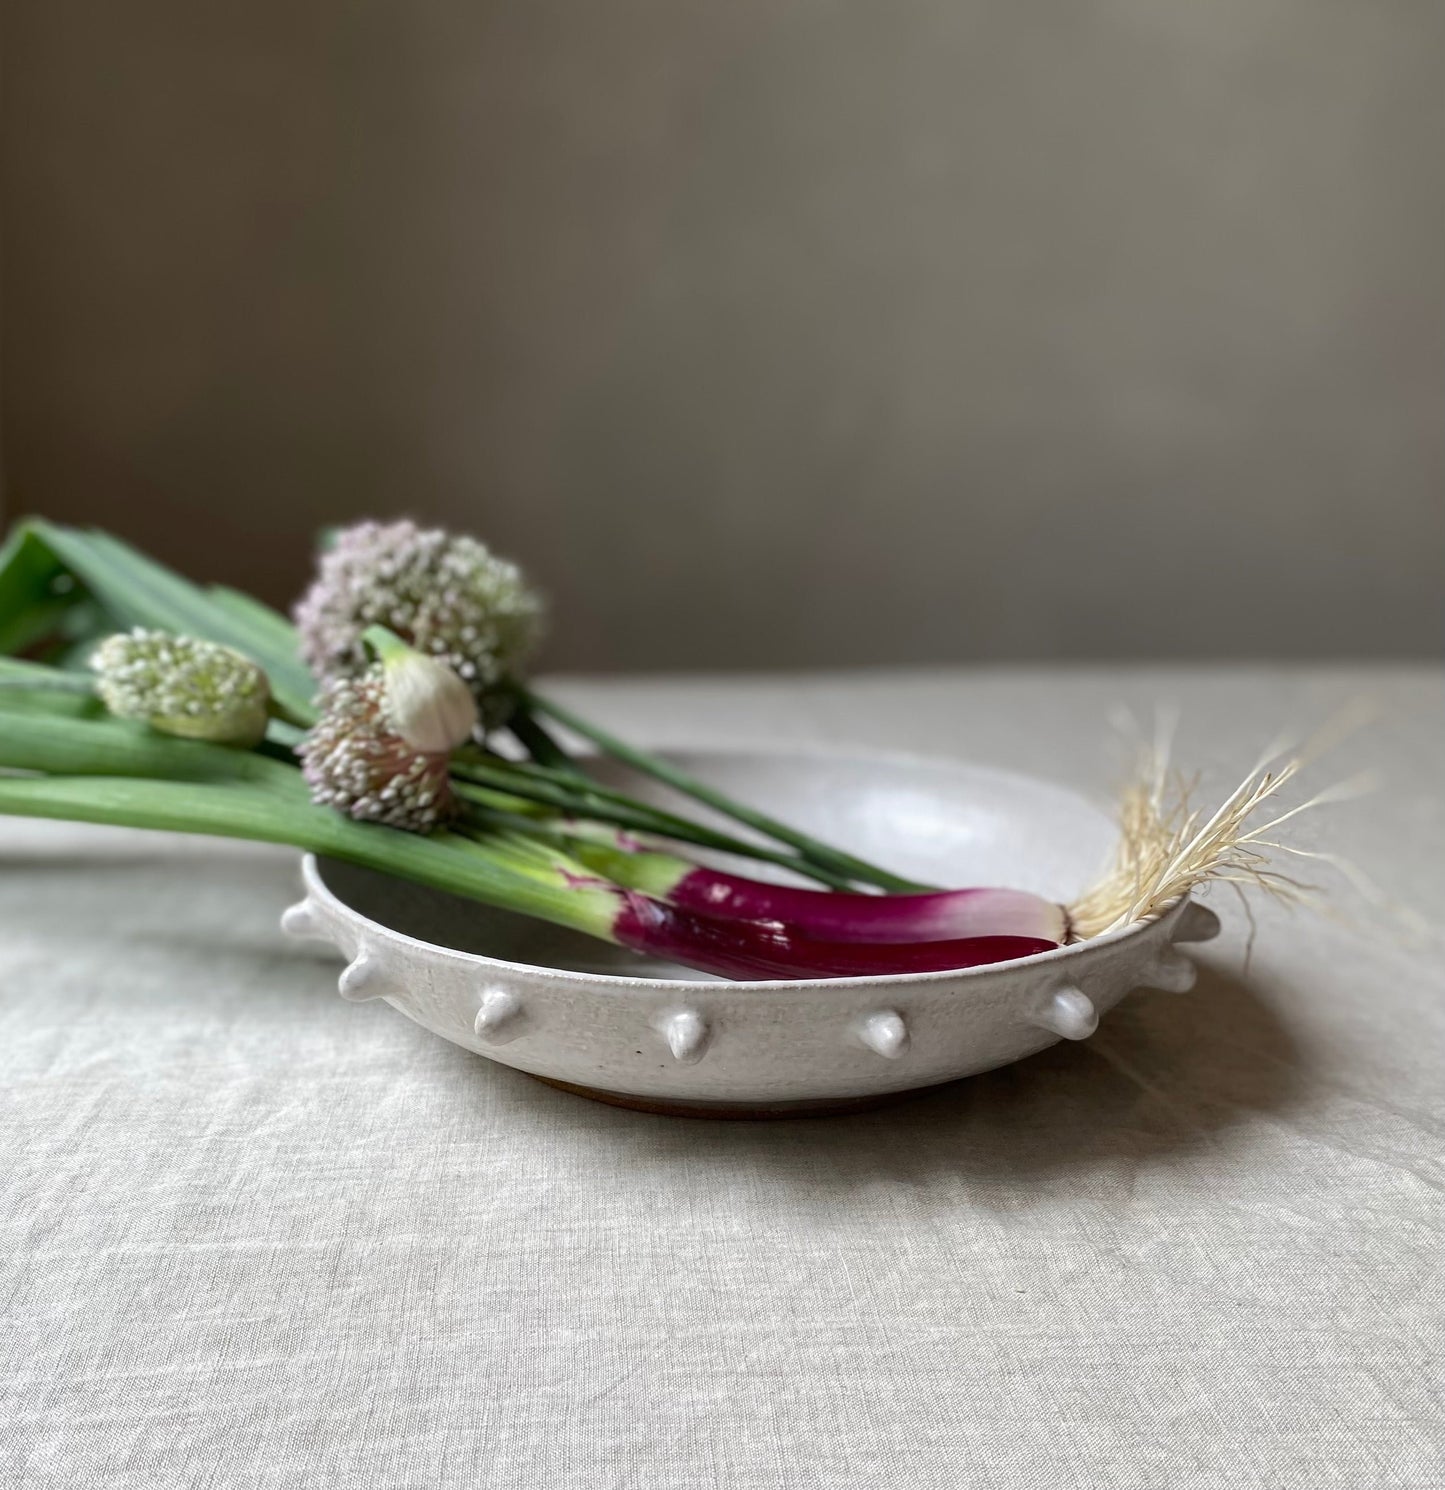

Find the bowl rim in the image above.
[{"left": 300, "top": 747, "right": 1178, "bottom": 996}]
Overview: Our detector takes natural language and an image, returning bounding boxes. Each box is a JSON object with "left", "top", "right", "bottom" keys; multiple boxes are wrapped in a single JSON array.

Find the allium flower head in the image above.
[
  {"left": 91, "top": 629, "right": 270, "bottom": 747},
  {"left": 293, "top": 521, "right": 542, "bottom": 716},
  {"left": 298, "top": 669, "right": 455, "bottom": 833}
]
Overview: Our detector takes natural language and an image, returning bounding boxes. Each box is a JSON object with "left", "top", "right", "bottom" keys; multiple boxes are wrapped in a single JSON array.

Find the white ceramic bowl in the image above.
[{"left": 281, "top": 750, "right": 1219, "bottom": 1116}]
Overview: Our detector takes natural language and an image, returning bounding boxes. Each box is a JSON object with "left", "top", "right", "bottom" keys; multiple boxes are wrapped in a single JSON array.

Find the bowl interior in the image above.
[{"left": 316, "top": 749, "right": 1117, "bottom": 982}]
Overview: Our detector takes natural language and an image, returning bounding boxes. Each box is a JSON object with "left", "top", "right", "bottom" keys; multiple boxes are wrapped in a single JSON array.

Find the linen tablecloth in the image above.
[{"left": 3, "top": 666, "right": 1442, "bottom": 1489}]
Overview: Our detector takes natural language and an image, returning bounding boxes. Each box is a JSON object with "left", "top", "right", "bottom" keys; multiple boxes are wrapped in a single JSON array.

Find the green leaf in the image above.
[
  {"left": 0, "top": 702, "right": 296, "bottom": 783},
  {"left": 0, "top": 523, "right": 76, "bottom": 654},
  {"left": 0, "top": 772, "right": 618, "bottom": 937},
  {"left": 0, "top": 695, "right": 619, "bottom": 935},
  {"left": 0, "top": 659, "right": 104, "bottom": 720},
  {"left": 206, "top": 585, "right": 305, "bottom": 658},
  {"left": 6, "top": 521, "right": 318, "bottom": 723}
]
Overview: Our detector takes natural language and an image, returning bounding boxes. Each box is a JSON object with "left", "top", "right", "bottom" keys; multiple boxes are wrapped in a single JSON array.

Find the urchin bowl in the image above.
[{"left": 281, "top": 749, "right": 1219, "bottom": 1116}]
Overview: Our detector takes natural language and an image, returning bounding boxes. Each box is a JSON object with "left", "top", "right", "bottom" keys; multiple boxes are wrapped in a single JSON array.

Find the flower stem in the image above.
[
  {"left": 449, "top": 756, "right": 856, "bottom": 887},
  {"left": 0, "top": 671, "right": 96, "bottom": 694},
  {"left": 522, "top": 689, "right": 928, "bottom": 892},
  {"left": 506, "top": 703, "right": 584, "bottom": 777},
  {"left": 0, "top": 689, "right": 630, "bottom": 933}
]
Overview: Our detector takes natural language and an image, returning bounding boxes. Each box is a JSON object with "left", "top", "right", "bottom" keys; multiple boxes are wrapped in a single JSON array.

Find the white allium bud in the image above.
[
  {"left": 364, "top": 625, "right": 478, "bottom": 754},
  {"left": 91, "top": 629, "right": 270, "bottom": 748},
  {"left": 297, "top": 669, "right": 455, "bottom": 833},
  {"left": 293, "top": 521, "right": 543, "bottom": 719}
]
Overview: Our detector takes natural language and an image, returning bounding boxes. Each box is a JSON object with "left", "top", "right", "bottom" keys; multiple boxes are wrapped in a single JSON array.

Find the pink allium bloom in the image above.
[
  {"left": 293, "top": 521, "right": 542, "bottom": 713},
  {"left": 298, "top": 669, "right": 455, "bottom": 833}
]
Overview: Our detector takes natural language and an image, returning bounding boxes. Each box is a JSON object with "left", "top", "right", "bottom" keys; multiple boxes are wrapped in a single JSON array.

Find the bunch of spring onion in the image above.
[{"left": 0, "top": 518, "right": 1330, "bottom": 980}]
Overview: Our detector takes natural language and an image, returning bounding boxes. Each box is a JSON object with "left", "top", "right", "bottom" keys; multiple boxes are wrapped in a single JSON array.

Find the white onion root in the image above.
[{"left": 1068, "top": 728, "right": 1370, "bottom": 940}]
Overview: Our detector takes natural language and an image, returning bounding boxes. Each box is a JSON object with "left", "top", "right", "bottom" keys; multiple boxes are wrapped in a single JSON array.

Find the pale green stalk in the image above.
[
  {"left": 448, "top": 758, "right": 854, "bottom": 887},
  {"left": 521, "top": 691, "right": 928, "bottom": 892},
  {"left": 0, "top": 703, "right": 620, "bottom": 938}
]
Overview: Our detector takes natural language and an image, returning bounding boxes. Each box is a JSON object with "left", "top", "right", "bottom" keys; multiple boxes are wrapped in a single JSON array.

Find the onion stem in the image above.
[
  {"left": 506, "top": 706, "right": 584, "bottom": 777},
  {"left": 0, "top": 772, "right": 623, "bottom": 937},
  {"left": 0, "top": 673, "right": 96, "bottom": 693},
  {"left": 449, "top": 756, "right": 855, "bottom": 888},
  {"left": 521, "top": 689, "right": 928, "bottom": 892}
]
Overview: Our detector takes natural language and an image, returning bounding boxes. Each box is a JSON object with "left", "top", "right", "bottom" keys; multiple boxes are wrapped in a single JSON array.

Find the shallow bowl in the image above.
[{"left": 281, "top": 749, "right": 1219, "bottom": 1116}]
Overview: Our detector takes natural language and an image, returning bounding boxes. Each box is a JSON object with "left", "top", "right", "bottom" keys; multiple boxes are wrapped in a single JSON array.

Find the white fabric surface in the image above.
[{"left": 3, "top": 666, "right": 1442, "bottom": 1489}]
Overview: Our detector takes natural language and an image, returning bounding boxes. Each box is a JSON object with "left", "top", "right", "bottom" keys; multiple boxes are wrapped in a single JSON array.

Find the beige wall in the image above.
[{"left": 4, "top": 1, "right": 1442, "bottom": 670}]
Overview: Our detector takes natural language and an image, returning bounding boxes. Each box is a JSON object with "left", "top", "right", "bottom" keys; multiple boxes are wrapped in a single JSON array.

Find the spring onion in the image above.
[
  {"left": 549, "top": 831, "right": 1067, "bottom": 943},
  {"left": 0, "top": 517, "right": 1343, "bottom": 983}
]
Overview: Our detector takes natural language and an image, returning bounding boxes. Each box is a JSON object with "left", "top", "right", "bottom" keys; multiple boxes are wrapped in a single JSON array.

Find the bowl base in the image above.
[{"left": 529, "top": 1073, "right": 947, "bottom": 1120}]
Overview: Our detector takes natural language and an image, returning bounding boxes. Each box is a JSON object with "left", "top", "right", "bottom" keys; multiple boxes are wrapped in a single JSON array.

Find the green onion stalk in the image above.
[
  {"left": 0, "top": 518, "right": 1078, "bottom": 979},
  {"left": 0, "top": 518, "right": 910, "bottom": 887},
  {"left": 0, "top": 689, "right": 1055, "bottom": 978}
]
